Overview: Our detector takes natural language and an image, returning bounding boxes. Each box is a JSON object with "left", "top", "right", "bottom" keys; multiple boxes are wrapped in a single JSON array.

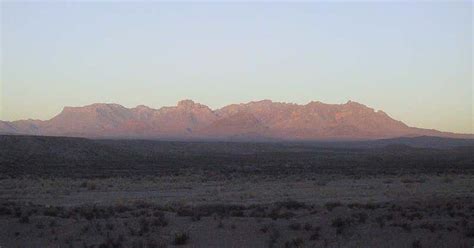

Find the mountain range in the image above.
[{"left": 1, "top": 100, "right": 471, "bottom": 140}]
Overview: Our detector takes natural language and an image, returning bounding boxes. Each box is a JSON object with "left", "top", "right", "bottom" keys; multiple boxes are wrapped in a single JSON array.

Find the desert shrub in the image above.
[
  {"left": 260, "top": 224, "right": 271, "bottom": 233},
  {"left": 80, "top": 181, "right": 88, "bottom": 188},
  {"left": 131, "top": 239, "right": 144, "bottom": 248},
  {"left": 80, "top": 207, "right": 97, "bottom": 220},
  {"left": 383, "top": 179, "right": 393, "bottom": 184},
  {"left": 19, "top": 215, "right": 30, "bottom": 223},
  {"left": 419, "top": 222, "right": 439, "bottom": 233},
  {"left": 173, "top": 232, "right": 189, "bottom": 245},
  {"left": 391, "top": 222, "right": 412, "bottom": 232},
  {"left": 87, "top": 182, "right": 97, "bottom": 190},
  {"left": 288, "top": 223, "right": 301, "bottom": 230},
  {"left": 375, "top": 216, "right": 386, "bottom": 228},
  {"left": 62, "top": 209, "right": 76, "bottom": 219},
  {"left": 412, "top": 239, "right": 422, "bottom": 248},
  {"left": 268, "top": 227, "right": 280, "bottom": 248},
  {"left": 268, "top": 208, "right": 295, "bottom": 220},
  {"left": 249, "top": 206, "right": 267, "bottom": 218},
  {"left": 80, "top": 224, "right": 90, "bottom": 235},
  {"left": 363, "top": 203, "right": 382, "bottom": 210},
  {"left": 128, "top": 226, "right": 137, "bottom": 236},
  {"left": 43, "top": 207, "right": 61, "bottom": 217},
  {"left": 49, "top": 220, "right": 57, "bottom": 227},
  {"left": 352, "top": 212, "right": 368, "bottom": 223},
  {"left": 190, "top": 213, "right": 201, "bottom": 222},
  {"left": 465, "top": 226, "right": 474, "bottom": 237},
  {"left": 151, "top": 216, "right": 168, "bottom": 227},
  {"left": 331, "top": 217, "right": 352, "bottom": 234},
  {"left": 117, "top": 234, "right": 126, "bottom": 244},
  {"left": 390, "top": 204, "right": 403, "bottom": 211},
  {"left": 0, "top": 206, "right": 12, "bottom": 216},
  {"left": 445, "top": 202, "right": 454, "bottom": 211},
  {"left": 134, "top": 200, "right": 153, "bottom": 209},
  {"left": 406, "top": 212, "right": 423, "bottom": 221},
  {"left": 176, "top": 204, "right": 245, "bottom": 218},
  {"left": 98, "top": 236, "right": 123, "bottom": 248},
  {"left": 310, "top": 226, "right": 321, "bottom": 240},
  {"left": 139, "top": 218, "right": 150, "bottom": 235},
  {"left": 348, "top": 203, "right": 382, "bottom": 210},
  {"left": 152, "top": 210, "right": 164, "bottom": 217},
  {"left": 36, "top": 223, "right": 45, "bottom": 229},
  {"left": 456, "top": 211, "right": 467, "bottom": 218},
  {"left": 401, "top": 177, "right": 425, "bottom": 184},
  {"left": 95, "top": 223, "right": 103, "bottom": 235},
  {"left": 275, "top": 200, "right": 306, "bottom": 210},
  {"left": 106, "top": 222, "right": 115, "bottom": 231},
  {"left": 384, "top": 213, "right": 394, "bottom": 221},
  {"left": 146, "top": 238, "right": 163, "bottom": 248},
  {"left": 442, "top": 177, "right": 453, "bottom": 183},
  {"left": 348, "top": 203, "right": 360, "bottom": 209},
  {"left": 115, "top": 204, "right": 132, "bottom": 214},
  {"left": 138, "top": 209, "right": 148, "bottom": 217},
  {"left": 325, "top": 202, "right": 343, "bottom": 211},
  {"left": 315, "top": 178, "right": 330, "bottom": 186},
  {"left": 284, "top": 238, "right": 304, "bottom": 248},
  {"left": 76, "top": 205, "right": 113, "bottom": 220},
  {"left": 176, "top": 207, "right": 194, "bottom": 217},
  {"left": 200, "top": 204, "right": 244, "bottom": 217},
  {"left": 446, "top": 225, "right": 457, "bottom": 232},
  {"left": 230, "top": 209, "right": 245, "bottom": 217}
]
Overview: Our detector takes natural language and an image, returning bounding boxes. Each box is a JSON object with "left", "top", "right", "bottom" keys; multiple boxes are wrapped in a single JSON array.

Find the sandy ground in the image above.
[{"left": 0, "top": 174, "right": 473, "bottom": 206}]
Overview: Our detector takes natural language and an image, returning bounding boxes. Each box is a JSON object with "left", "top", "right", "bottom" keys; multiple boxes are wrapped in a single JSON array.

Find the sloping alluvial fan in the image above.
[
  {"left": 0, "top": 135, "right": 473, "bottom": 178},
  {"left": 0, "top": 135, "right": 129, "bottom": 165},
  {"left": 0, "top": 100, "right": 471, "bottom": 140}
]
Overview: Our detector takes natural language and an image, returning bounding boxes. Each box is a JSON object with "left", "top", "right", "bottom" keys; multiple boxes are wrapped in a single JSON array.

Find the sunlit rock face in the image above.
[{"left": 0, "top": 100, "right": 470, "bottom": 140}]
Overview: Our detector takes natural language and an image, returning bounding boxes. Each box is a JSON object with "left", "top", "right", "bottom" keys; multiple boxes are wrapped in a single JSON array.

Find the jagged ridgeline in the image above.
[{"left": 1, "top": 100, "right": 471, "bottom": 140}]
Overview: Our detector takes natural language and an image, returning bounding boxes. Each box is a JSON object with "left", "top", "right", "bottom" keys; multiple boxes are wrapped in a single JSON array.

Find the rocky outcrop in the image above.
[{"left": 1, "top": 100, "right": 471, "bottom": 140}]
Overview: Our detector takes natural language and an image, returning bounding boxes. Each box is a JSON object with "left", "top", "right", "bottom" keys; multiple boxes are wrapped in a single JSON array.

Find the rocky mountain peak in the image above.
[{"left": 1, "top": 99, "right": 470, "bottom": 140}]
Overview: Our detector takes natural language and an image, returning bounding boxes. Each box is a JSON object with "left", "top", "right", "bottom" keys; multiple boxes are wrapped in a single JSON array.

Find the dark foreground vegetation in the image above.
[
  {"left": 1, "top": 197, "right": 473, "bottom": 247},
  {"left": 0, "top": 135, "right": 473, "bottom": 247}
]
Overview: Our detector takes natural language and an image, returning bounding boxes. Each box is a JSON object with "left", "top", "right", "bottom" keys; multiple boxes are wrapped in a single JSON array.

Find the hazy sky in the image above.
[{"left": 1, "top": 1, "right": 472, "bottom": 133}]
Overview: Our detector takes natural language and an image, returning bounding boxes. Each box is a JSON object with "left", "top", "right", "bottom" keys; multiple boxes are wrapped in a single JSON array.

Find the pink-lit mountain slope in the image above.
[{"left": 1, "top": 100, "right": 471, "bottom": 140}]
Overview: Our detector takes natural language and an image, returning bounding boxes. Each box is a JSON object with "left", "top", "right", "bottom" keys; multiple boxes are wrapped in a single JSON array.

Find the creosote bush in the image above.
[
  {"left": 173, "top": 232, "right": 189, "bottom": 246},
  {"left": 325, "top": 202, "right": 343, "bottom": 211}
]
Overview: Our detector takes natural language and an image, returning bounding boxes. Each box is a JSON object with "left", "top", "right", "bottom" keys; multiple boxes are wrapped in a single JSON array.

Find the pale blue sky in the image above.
[{"left": 1, "top": 1, "right": 472, "bottom": 133}]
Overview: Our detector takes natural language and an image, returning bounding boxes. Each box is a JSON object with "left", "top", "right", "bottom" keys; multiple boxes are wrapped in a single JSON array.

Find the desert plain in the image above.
[{"left": 0, "top": 135, "right": 473, "bottom": 248}]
